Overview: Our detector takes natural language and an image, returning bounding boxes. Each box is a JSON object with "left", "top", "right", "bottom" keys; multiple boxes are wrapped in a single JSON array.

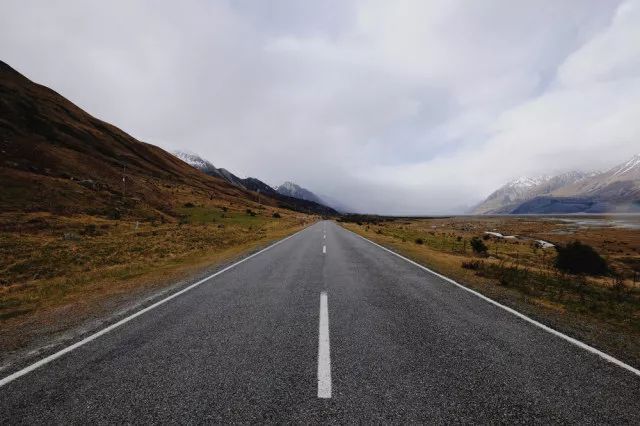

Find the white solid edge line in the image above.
[
  {"left": 317, "top": 291, "right": 332, "bottom": 398},
  {"left": 0, "top": 226, "right": 310, "bottom": 388},
  {"left": 345, "top": 227, "right": 640, "bottom": 378}
]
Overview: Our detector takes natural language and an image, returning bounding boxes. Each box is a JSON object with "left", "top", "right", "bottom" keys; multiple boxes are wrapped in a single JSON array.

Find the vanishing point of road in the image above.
[{"left": 1, "top": 221, "right": 639, "bottom": 423}]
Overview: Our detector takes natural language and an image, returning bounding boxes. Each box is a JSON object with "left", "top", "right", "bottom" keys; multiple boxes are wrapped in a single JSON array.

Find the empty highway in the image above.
[{"left": 1, "top": 221, "right": 639, "bottom": 423}]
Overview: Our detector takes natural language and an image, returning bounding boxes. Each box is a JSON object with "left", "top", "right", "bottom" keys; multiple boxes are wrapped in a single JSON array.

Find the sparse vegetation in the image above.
[
  {"left": 272, "top": 212, "right": 281, "bottom": 218},
  {"left": 415, "top": 238, "right": 424, "bottom": 245},
  {"left": 0, "top": 207, "right": 314, "bottom": 357}
]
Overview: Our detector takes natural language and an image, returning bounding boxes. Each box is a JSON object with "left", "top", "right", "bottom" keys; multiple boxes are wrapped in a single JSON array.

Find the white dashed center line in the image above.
[
  {"left": 317, "top": 291, "right": 332, "bottom": 398},
  {"left": 322, "top": 245, "right": 326, "bottom": 254}
]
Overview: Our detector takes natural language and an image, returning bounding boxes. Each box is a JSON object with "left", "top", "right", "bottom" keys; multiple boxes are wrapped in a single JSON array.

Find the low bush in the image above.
[
  {"left": 272, "top": 212, "right": 281, "bottom": 218},
  {"left": 415, "top": 238, "right": 424, "bottom": 245},
  {"left": 462, "top": 260, "right": 484, "bottom": 270},
  {"left": 470, "top": 236, "right": 488, "bottom": 254},
  {"left": 554, "top": 241, "right": 608, "bottom": 275}
]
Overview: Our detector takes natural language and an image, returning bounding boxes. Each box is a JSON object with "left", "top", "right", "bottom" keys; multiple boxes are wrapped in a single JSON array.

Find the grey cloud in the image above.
[{"left": 1, "top": 0, "right": 637, "bottom": 214}]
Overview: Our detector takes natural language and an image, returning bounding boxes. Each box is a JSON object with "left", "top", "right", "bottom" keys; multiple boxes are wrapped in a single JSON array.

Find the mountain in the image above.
[
  {"left": 0, "top": 60, "right": 297, "bottom": 219},
  {"left": 172, "top": 151, "right": 249, "bottom": 189},
  {"left": 471, "top": 176, "right": 551, "bottom": 214},
  {"left": 172, "top": 150, "right": 224, "bottom": 179},
  {"left": 171, "top": 151, "right": 337, "bottom": 216},
  {"left": 276, "top": 181, "right": 324, "bottom": 205},
  {"left": 473, "top": 155, "right": 640, "bottom": 214}
]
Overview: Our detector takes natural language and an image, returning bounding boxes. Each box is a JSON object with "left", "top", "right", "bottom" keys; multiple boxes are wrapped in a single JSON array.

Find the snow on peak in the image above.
[
  {"left": 279, "top": 181, "right": 297, "bottom": 190},
  {"left": 507, "top": 176, "right": 548, "bottom": 188},
  {"left": 612, "top": 153, "right": 640, "bottom": 176},
  {"left": 172, "top": 150, "right": 214, "bottom": 170}
]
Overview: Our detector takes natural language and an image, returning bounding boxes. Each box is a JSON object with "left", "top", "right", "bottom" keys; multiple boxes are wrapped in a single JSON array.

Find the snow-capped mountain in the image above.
[
  {"left": 276, "top": 181, "right": 324, "bottom": 205},
  {"left": 173, "top": 151, "right": 249, "bottom": 189},
  {"left": 473, "top": 154, "right": 640, "bottom": 214},
  {"left": 471, "top": 175, "right": 552, "bottom": 214},
  {"left": 171, "top": 151, "right": 338, "bottom": 215},
  {"left": 172, "top": 150, "right": 225, "bottom": 180},
  {"left": 611, "top": 153, "right": 640, "bottom": 178}
]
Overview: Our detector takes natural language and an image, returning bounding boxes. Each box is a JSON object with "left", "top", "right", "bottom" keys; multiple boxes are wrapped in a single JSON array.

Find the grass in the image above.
[
  {"left": 341, "top": 216, "right": 640, "bottom": 366},
  {"left": 0, "top": 206, "right": 315, "bottom": 356}
]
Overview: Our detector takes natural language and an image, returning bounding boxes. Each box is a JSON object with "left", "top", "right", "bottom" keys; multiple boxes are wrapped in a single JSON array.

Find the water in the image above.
[{"left": 553, "top": 216, "right": 640, "bottom": 230}]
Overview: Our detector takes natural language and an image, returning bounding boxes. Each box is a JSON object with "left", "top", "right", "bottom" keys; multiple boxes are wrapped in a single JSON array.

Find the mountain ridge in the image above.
[
  {"left": 172, "top": 150, "right": 337, "bottom": 216},
  {"left": 472, "top": 154, "right": 640, "bottom": 214}
]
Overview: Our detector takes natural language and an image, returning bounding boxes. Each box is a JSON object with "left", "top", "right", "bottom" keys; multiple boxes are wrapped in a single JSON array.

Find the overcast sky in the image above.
[{"left": 2, "top": 1, "right": 639, "bottom": 214}]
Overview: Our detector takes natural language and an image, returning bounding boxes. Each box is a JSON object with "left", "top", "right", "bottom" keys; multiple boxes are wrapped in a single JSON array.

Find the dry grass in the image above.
[
  {"left": 341, "top": 216, "right": 640, "bottom": 366},
  {"left": 0, "top": 205, "right": 314, "bottom": 357}
]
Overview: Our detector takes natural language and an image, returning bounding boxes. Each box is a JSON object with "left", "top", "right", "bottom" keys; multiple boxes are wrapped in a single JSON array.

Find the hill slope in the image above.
[{"left": 0, "top": 60, "right": 284, "bottom": 219}]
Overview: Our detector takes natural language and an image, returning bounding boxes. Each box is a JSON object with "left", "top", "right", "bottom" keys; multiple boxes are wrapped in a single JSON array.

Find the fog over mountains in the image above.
[
  {"left": 275, "top": 182, "right": 324, "bottom": 205},
  {"left": 472, "top": 154, "right": 640, "bottom": 214},
  {"left": 173, "top": 151, "right": 338, "bottom": 215},
  {"left": 176, "top": 149, "right": 640, "bottom": 215}
]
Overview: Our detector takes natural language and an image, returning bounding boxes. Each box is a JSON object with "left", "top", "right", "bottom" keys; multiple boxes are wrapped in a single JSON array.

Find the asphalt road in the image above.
[{"left": 1, "top": 221, "right": 639, "bottom": 423}]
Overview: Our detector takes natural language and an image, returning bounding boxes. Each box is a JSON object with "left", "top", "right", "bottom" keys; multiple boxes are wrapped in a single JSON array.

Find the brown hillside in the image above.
[{"left": 0, "top": 60, "right": 274, "bottom": 219}]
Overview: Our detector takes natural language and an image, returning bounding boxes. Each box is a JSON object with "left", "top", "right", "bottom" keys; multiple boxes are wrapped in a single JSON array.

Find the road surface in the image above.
[{"left": 1, "top": 221, "right": 639, "bottom": 423}]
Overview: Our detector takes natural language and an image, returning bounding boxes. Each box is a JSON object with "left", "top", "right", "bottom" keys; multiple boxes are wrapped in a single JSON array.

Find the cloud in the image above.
[{"left": 1, "top": 0, "right": 637, "bottom": 214}]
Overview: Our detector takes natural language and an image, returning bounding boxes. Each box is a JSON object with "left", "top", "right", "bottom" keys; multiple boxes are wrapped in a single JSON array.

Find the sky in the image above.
[{"left": 1, "top": 0, "right": 639, "bottom": 214}]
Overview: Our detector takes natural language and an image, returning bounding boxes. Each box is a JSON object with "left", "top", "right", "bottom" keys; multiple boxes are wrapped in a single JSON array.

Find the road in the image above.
[{"left": 1, "top": 221, "right": 639, "bottom": 423}]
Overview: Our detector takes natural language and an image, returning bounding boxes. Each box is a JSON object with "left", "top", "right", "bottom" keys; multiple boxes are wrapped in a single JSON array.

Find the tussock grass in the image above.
[{"left": 0, "top": 207, "right": 312, "bottom": 331}]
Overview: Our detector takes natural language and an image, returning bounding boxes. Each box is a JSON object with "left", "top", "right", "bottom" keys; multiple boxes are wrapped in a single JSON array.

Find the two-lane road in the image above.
[{"left": 1, "top": 221, "right": 639, "bottom": 423}]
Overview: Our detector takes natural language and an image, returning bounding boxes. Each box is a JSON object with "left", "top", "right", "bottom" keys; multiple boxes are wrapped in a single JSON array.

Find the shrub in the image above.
[
  {"left": 82, "top": 224, "right": 98, "bottom": 236},
  {"left": 221, "top": 206, "right": 228, "bottom": 212},
  {"left": 107, "top": 208, "right": 122, "bottom": 220},
  {"left": 462, "top": 260, "right": 484, "bottom": 270},
  {"left": 415, "top": 238, "right": 424, "bottom": 245},
  {"left": 470, "top": 237, "right": 488, "bottom": 254},
  {"left": 272, "top": 212, "right": 281, "bottom": 218},
  {"left": 246, "top": 209, "right": 256, "bottom": 216},
  {"left": 554, "top": 241, "right": 608, "bottom": 275},
  {"left": 183, "top": 202, "right": 195, "bottom": 208}
]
